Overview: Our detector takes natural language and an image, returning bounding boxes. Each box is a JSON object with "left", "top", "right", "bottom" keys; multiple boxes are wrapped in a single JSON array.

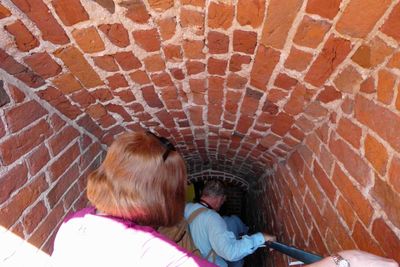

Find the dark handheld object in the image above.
[{"left": 265, "top": 241, "right": 323, "bottom": 264}]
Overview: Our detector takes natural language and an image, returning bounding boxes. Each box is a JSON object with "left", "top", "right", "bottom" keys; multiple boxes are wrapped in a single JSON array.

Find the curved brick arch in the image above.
[{"left": 188, "top": 169, "right": 249, "bottom": 191}]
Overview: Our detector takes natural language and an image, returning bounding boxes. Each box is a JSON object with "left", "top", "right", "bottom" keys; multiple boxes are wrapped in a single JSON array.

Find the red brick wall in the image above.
[
  {"left": 249, "top": 94, "right": 400, "bottom": 265},
  {"left": 0, "top": 80, "right": 104, "bottom": 254}
]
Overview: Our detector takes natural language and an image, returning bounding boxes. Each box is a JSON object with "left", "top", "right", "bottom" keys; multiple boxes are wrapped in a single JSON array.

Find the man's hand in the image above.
[{"left": 262, "top": 233, "right": 276, "bottom": 243}]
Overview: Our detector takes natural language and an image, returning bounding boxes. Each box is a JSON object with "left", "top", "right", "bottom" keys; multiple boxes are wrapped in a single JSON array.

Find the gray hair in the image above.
[{"left": 202, "top": 180, "right": 225, "bottom": 197}]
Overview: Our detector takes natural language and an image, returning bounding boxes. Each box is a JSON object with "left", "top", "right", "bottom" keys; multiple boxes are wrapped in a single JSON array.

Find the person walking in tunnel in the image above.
[
  {"left": 185, "top": 180, "right": 276, "bottom": 267},
  {"left": 51, "top": 131, "right": 216, "bottom": 267},
  {"left": 49, "top": 131, "right": 398, "bottom": 267},
  {"left": 222, "top": 214, "right": 250, "bottom": 267}
]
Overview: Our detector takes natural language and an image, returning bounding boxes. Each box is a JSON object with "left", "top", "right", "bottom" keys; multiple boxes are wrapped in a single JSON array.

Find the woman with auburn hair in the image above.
[{"left": 51, "top": 131, "right": 216, "bottom": 267}]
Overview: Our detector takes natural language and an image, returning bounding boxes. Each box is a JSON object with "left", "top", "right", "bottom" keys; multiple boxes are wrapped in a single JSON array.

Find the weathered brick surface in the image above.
[
  {"left": 52, "top": 0, "right": 89, "bottom": 26},
  {"left": 250, "top": 45, "right": 280, "bottom": 90},
  {"left": 261, "top": 0, "right": 302, "bottom": 49},
  {"left": 54, "top": 46, "right": 103, "bottom": 88},
  {"left": 208, "top": 2, "right": 234, "bottom": 30},
  {"left": 305, "top": 36, "right": 352, "bottom": 87},
  {"left": 11, "top": 0, "right": 69, "bottom": 44},
  {"left": 132, "top": 29, "right": 161, "bottom": 52},
  {"left": 336, "top": 0, "right": 391, "bottom": 38},
  {"left": 236, "top": 0, "right": 265, "bottom": 28},
  {"left": 24, "top": 52, "right": 61, "bottom": 79},
  {"left": 306, "top": 0, "right": 341, "bottom": 19},
  {"left": 124, "top": 0, "right": 149, "bottom": 23},
  {"left": 72, "top": 27, "right": 105, "bottom": 53},
  {"left": 99, "top": 23, "right": 129, "bottom": 48},
  {"left": 5, "top": 20, "right": 39, "bottom": 52}
]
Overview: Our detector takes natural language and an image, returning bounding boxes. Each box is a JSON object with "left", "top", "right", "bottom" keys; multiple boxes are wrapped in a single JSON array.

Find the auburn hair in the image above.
[{"left": 87, "top": 131, "right": 186, "bottom": 227}]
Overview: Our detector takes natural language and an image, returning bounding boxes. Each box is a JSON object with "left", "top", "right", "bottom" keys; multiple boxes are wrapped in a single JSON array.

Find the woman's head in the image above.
[{"left": 87, "top": 131, "right": 186, "bottom": 227}]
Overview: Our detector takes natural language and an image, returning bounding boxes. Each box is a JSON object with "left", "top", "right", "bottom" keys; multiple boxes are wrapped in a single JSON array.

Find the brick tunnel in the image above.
[{"left": 0, "top": 0, "right": 400, "bottom": 266}]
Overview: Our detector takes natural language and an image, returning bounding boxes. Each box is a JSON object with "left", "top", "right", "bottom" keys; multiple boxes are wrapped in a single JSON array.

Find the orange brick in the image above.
[
  {"left": 92, "top": 55, "right": 119, "bottom": 72},
  {"left": 180, "top": 8, "right": 204, "bottom": 35},
  {"left": 98, "top": 23, "right": 129, "bottom": 48},
  {"left": 371, "top": 177, "right": 400, "bottom": 228},
  {"left": 163, "top": 45, "right": 182, "bottom": 62},
  {"left": 52, "top": 0, "right": 89, "bottom": 26},
  {"left": 329, "top": 134, "right": 371, "bottom": 187},
  {"left": 207, "top": 31, "right": 229, "bottom": 54},
  {"left": 132, "top": 29, "right": 161, "bottom": 52},
  {"left": 147, "top": 0, "right": 173, "bottom": 11},
  {"left": 377, "top": 69, "right": 396, "bottom": 105},
  {"left": 54, "top": 46, "right": 103, "bottom": 88},
  {"left": 181, "top": 0, "right": 205, "bottom": 7},
  {"left": 229, "top": 54, "right": 251, "bottom": 72},
  {"left": 336, "top": 0, "right": 391, "bottom": 38},
  {"left": 227, "top": 73, "right": 247, "bottom": 89},
  {"left": 207, "top": 2, "right": 234, "bottom": 30},
  {"left": 365, "top": 135, "right": 388, "bottom": 176},
  {"left": 355, "top": 95, "right": 400, "bottom": 153},
  {"left": 387, "top": 52, "right": 400, "bottom": 69},
  {"left": 332, "top": 164, "right": 374, "bottom": 226},
  {"left": 107, "top": 73, "right": 128, "bottom": 90},
  {"left": 261, "top": 0, "right": 302, "bottom": 49},
  {"left": 113, "top": 51, "right": 141, "bottom": 71},
  {"left": 284, "top": 47, "right": 313, "bottom": 72},
  {"left": 188, "top": 105, "right": 204, "bottom": 126},
  {"left": 207, "top": 57, "right": 227, "bottom": 75},
  {"left": 5, "top": 20, "right": 39, "bottom": 52},
  {"left": 306, "top": 0, "right": 341, "bottom": 19},
  {"left": 352, "top": 221, "right": 385, "bottom": 256},
  {"left": 333, "top": 65, "right": 362, "bottom": 94},
  {"left": 0, "top": 4, "right": 11, "bottom": 18},
  {"left": 271, "top": 112, "right": 294, "bottom": 136},
  {"left": 182, "top": 39, "right": 205, "bottom": 59},
  {"left": 144, "top": 54, "right": 165, "bottom": 72},
  {"left": 351, "top": 37, "right": 394, "bottom": 69},
  {"left": 12, "top": 0, "right": 69, "bottom": 44},
  {"left": 337, "top": 117, "right": 362, "bottom": 149},
  {"left": 0, "top": 174, "right": 48, "bottom": 228},
  {"left": 388, "top": 156, "right": 400, "bottom": 194},
  {"left": 336, "top": 196, "right": 356, "bottom": 229},
  {"left": 380, "top": 3, "right": 400, "bottom": 42},
  {"left": 372, "top": 218, "right": 400, "bottom": 262},
  {"left": 72, "top": 27, "right": 105, "bottom": 53},
  {"left": 124, "top": 0, "right": 150, "bottom": 23},
  {"left": 129, "top": 70, "right": 150, "bottom": 84},
  {"left": 157, "top": 17, "right": 176, "bottom": 41},
  {"left": 151, "top": 72, "right": 173, "bottom": 87},
  {"left": 52, "top": 73, "right": 82, "bottom": 94},
  {"left": 294, "top": 16, "right": 331, "bottom": 49},
  {"left": 24, "top": 52, "right": 61, "bottom": 79},
  {"left": 236, "top": 0, "right": 265, "bottom": 28},
  {"left": 305, "top": 36, "right": 352, "bottom": 87},
  {"left": 250, "top": 45, "right": 280, "bottom": 90},
  {"left": 5, "top": 100, "right": 47, "bottom": 133},
  {"left": 316, "top": 85, "right": 342, "bottom": 103},
  {"left": 233, "top": 30, "right": 257, "bottom": 54},
  {"left": 360, "top": 77, "right": 376, "bottom": 94}
]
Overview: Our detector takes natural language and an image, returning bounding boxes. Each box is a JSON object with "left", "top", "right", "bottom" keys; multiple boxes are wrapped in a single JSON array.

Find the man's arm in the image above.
[{"left": 206, "top": 213, "right": 266, "bottom": 262}]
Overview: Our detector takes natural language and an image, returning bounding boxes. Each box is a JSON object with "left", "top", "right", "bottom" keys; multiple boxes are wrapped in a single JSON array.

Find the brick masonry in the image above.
[{"left": 0, "top": 0, "right": 400, "bottom": 265}]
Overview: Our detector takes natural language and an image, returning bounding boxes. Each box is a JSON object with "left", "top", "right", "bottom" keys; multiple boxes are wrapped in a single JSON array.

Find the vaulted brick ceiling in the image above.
[{"left": 1, "top": 0, "right": 399, "bottom": 181}]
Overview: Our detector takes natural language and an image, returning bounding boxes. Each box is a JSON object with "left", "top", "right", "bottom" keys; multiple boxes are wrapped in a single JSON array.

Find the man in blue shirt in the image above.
[
  {"left": 223, "top": 215, "right": 249, "bottom": 267},
  {"left": 184, "top": 180, "right": 276, "bottom": 267}
]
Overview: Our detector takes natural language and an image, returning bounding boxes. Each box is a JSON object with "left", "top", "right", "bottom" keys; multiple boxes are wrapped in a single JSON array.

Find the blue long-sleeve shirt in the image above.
[{"left": 184, "top": 203, "right": 265, "bottom": 267}]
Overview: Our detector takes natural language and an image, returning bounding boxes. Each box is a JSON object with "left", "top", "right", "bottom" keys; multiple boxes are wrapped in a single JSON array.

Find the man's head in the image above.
[{"left": 201, "top": 180, "right": 226, "bottom": 211}]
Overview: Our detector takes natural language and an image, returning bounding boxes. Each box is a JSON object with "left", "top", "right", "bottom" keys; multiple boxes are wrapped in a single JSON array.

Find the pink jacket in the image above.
[{"left": 51, "top": 207, "right": 216, "bottom": 267}]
